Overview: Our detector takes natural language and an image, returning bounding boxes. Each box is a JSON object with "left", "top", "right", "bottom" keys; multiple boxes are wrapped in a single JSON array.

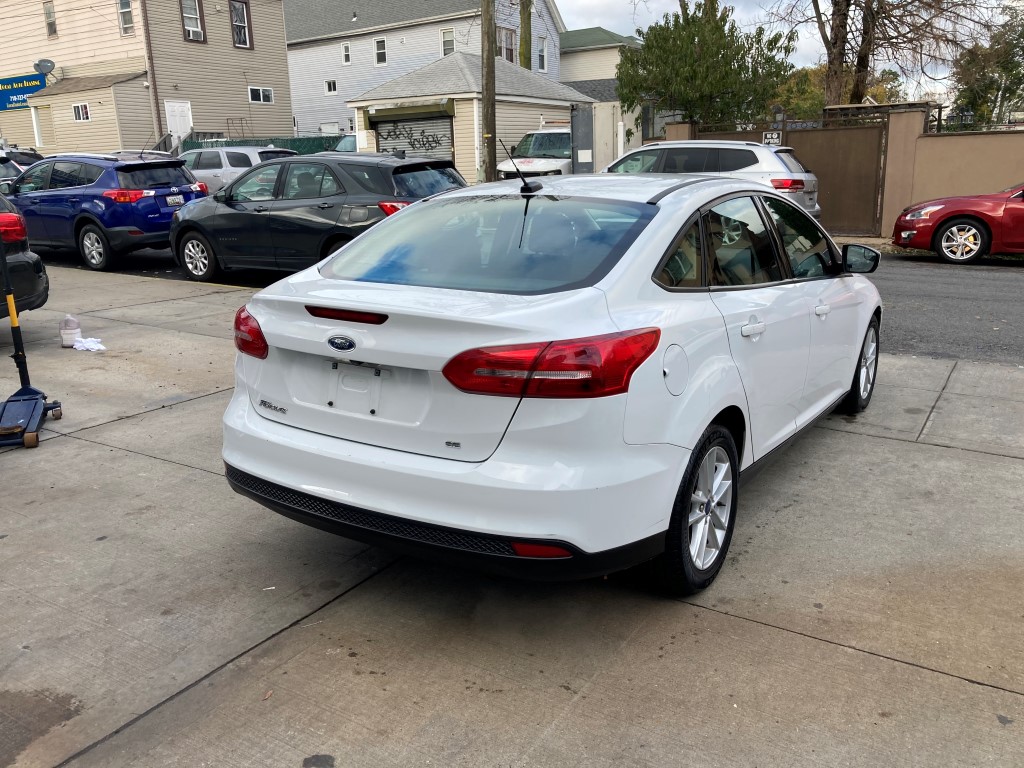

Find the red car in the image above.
[{"left": 892, "top": 181, "right": 1024, "bottom": 263}]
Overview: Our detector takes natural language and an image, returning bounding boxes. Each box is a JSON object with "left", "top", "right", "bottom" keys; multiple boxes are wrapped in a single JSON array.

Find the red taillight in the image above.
[
  {"left": 305, "top": 306, "right": 388, "bottom": 325},
  {"left": 0, "top": 212, "right": 27, "bottom": 243},
  {"left": 511, "top": 542, "right": 573, "bottom": 558},
  {"left": 771, "top": 178, "right": 805, "bottom": 191},
  {"left": 378, "top": 201, "right": 410, "bottom": 216},
  {"left": 102, "top": 188, "right": 146, "bottom": 203},
  {"left": 234, "top": 306, "right": 269, "bottom": 359},
  {"left": 442, "top": 328, "right": 661, "bottom": 399},
  {"left": 193, "top": 182, "right": 209, "bottom": 195}
]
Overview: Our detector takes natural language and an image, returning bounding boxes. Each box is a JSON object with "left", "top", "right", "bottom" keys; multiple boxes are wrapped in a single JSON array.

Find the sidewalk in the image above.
[{"left": 2, "top": 267, "right": 1022, "bottom": 768}]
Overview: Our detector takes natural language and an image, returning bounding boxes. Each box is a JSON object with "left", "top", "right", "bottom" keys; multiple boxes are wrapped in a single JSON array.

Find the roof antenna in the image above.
[{"left": 499, "top": 139, "right": 541, "bottom": 194}]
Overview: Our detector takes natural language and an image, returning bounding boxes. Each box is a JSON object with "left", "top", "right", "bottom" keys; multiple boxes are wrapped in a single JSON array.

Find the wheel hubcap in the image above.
[
  {"left": 859, "top": 327, "right": 878, "bottom": 400},
  {"left": 720, "top": 219, "right": 743, "bottom": 246},
  {"left": 183, "top": 240, "right": 209, "bottom": 275},
  {"left": 940, "top": 225, "right": 980, "bottom": 261},
  {"left": 688, "top": 446, "right": 733, "bottom": 571},
  {"left": 82, "top": 232, "right": 104, "bottom": 265}
]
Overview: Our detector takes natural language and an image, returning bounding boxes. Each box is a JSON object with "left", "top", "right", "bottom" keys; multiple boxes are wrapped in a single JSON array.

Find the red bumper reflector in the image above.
[
  {"left": 305, "top": 306, "right": 389, "bottom": 325},
  {"left": 511, "top": 542, "right": 573, "bottom": 558}
]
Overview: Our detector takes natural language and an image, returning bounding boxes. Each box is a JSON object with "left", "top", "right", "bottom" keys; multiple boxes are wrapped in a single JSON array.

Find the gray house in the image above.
[
  {"left": 347, "top": 52, "right": 592, "bottom": 182},
  {"left": 285, "top": 0, "right": 567, "bottom": 139}
]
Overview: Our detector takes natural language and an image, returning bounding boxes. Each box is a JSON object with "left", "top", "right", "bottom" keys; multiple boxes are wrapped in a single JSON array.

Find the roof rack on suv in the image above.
[
  {"left": 50, "top": 152, "right": 118, "bottom": 161},
  {"left": 111, "top": 149, "right": 173, "bottom": 157}
]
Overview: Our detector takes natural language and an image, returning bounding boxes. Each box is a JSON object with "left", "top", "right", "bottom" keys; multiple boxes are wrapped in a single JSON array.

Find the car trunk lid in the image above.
[{"left": 115, "top": 161, "right": 205, "bottom": 229}]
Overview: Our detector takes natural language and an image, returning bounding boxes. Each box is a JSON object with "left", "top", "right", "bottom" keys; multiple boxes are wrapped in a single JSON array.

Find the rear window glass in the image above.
[
  {"left": 227, "top": 152, "right": 253, "bottom": 168},
  {"left": 320, "top": 195, "right": 656, "bottom": 295},
  {"left": 775, "top": 150, "right": 807, "bottom": 173},
  {"left": 391, "top": 164, "right": 466, "bottom": 198},
  {"left": 117, "top": 164, "right": 192, "bottom": 188},
  {"left": 335, "top": 135, "right": 357, "bottom": 152},
  {"left": 258, "top": 150, "right": 295, "bottom": 162},
  {"left": 9, "top": 151, "right": 42, "bottom": 166}
]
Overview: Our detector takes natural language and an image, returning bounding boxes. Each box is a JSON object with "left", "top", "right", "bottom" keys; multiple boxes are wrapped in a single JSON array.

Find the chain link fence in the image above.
[{"left": 179, "top": 135, "right": 346, "bottom": 155}]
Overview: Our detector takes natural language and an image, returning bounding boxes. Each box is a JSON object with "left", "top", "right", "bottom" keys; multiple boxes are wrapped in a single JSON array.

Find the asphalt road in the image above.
[{"left": 37, "top": 244, "right": 1024, "bottom": 365}]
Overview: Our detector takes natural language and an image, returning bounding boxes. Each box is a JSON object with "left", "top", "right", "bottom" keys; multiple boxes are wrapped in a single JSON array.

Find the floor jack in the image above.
[{"left": 0, "top": 237, "right": 61, "bottom": 448}]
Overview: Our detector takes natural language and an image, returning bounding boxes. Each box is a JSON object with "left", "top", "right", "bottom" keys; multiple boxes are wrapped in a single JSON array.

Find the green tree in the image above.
[
  {"left": 775, "top": 65, "right": 906, "bottom": 119},
  {"left": 951, "top": 9, "right": 1024, "bottom": 125},
  {"left": 616, "top": 0, "right": 796, "bottom": 130}
]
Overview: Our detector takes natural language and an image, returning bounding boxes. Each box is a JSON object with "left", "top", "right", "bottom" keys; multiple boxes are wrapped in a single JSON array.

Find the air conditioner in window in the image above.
[{"left": 186, "top": 28, "right": 204, "bottom": 41}]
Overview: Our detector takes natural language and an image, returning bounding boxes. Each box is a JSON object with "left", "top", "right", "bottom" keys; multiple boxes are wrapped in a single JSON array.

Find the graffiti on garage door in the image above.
[{"left": 373, "top": 117, "right": 453, "bottom": 161}]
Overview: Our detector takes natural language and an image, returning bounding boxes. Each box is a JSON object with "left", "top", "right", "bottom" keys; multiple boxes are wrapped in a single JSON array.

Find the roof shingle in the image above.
[
  {"left": 559, "top": 27, "right": 638, "bottom": 51},
  {"left": 285, "top": 0, "right": 480, "bottom": 44}
]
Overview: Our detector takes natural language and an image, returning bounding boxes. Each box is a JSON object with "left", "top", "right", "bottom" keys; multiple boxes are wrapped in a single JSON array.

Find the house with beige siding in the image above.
[
  {"left": 346, "top": 52, "right": 592, "bottom": 183},
  {"left": 0, "top": 0, "right": 292, "bottom": 154},
  {"left": 285, "top": 0, "right": 567, "bottom": 139}
]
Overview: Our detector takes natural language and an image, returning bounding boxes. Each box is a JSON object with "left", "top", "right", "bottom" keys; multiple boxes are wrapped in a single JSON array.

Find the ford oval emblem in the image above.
[{"left": 328, "top": 336, "right": 356, "bottom": 352}]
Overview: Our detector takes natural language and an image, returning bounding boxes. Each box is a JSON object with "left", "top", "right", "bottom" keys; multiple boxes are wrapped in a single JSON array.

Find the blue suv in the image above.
[{"left": 0, "top": 152, "right": 207, "bottom": 270}]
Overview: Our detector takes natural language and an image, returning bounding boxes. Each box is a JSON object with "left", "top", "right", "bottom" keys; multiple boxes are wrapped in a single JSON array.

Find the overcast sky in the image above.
[{"left": 556, "top": 0, "right": 825, "bottom": 67}]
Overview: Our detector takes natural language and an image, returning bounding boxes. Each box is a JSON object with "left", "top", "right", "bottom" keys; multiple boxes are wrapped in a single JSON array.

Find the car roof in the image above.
[
  {"left": 440, "top": 173, "right": 756, "bottom": 205},
  {"left": 185, "top": 146, "right": 297, "bottom": 154},
  {"left": 311, "top": 151, "right": 453, "bottom": 167},
  {"left": 635, "top": 140, "right": 794, "bottom": 152}
]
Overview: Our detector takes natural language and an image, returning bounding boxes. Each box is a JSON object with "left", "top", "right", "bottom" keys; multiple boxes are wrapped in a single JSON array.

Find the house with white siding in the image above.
[
  {"left": 284, "top": 0, "right": 567, "bottom": 139},
  {"left": 0, "top": 0, "right": 293, "bottom": 154}
]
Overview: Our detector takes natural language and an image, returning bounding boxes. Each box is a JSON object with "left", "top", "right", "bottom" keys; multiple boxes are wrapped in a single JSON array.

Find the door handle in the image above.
[
  {"left": 317, "top": 202, "right": 334, "bottom": 209},
  {"left": 67, "top": 198, "right": 80, "bottom": 203},
  {"left": 815, "top": 304, "right": 831, "bottom": 317},
  {"left": 740, "top": 321, "right": 766, "bottom": 337},
  {"left": 254, "top": 205, "right": 269, "bottom": 213}
]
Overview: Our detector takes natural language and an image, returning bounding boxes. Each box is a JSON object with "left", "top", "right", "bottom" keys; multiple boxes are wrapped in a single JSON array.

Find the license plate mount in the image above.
[{"left": 166, "top": 194, "right": 185, "bottom": 206}]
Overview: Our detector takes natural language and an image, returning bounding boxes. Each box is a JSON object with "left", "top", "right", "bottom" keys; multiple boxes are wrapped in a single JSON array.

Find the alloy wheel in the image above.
[
  {"left": 940, "top": 224, "right": 981, "bottom": 261},
  {"left": 82, "top": 232, "right": 105, "bottom": 266},
  {"left": 687, "top": 446, "right": 733, "bottom": 571},
  {"left": 859, "top": 325, "right": 878, "bottom": 400},
  {"left": 183, "top": 239, "right": 210, "bottom": 276}
]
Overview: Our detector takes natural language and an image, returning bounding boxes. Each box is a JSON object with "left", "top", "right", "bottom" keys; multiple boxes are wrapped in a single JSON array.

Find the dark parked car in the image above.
[
  {"left": 0, "top": 152, "right": 207, "bottom": 270},
  {"left": 892, "top": 181, "right": 1024, "bottom": 263},
  {"left": 170, "top": 152, "right": 466, "bottom": 281},
  {"left": 0, "top": 194, "right": 48, "bottom": 319}
]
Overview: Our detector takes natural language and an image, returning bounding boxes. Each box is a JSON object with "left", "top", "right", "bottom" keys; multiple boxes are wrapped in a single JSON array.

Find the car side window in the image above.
[
  {"left": 179, "top": 152, "right": 198, "bottom": 169},
  {"left": 231, "top": 165, "right": 281, "bottom": 202},
  {"left": 654, "top": 220, "right": 703, "bottom": 289},
  {"left": 320, "top": 168, "right": 344, "bottom": 196},
  {"left": 16, "top": 162, "right": 51, "bottom": 193},
  {"left": 718, "top": 149, "right": 758, "bottom": 172},
  {"left": 608, "top": 150, "right": 661, "bottom": 174},
  {"left": 79, "top": 163, "right": 103, "bottom": 185},
  {"left": 704, "top": 197, "right": 783, "bottom": 286},
  {"left": 762, "top": 197, "right": 835, "bottom": 279},
  {"left": 662, "top": 148, "right": 709, "bottom": 173},
  {"left": 226, "top": 152, "right": 253, "bottom": 169},
  {"left": 49, "top": 161, "right": 83, "bottom": 189},
  {"left": 281, "top": 163, "right": 329, "bottom": 200},
  {"left": 195, "top": 151, "right": 224, "bottom": 170}
]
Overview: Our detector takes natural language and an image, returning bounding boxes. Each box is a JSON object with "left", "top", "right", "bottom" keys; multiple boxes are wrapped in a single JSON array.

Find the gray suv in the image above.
[
  {"left": 179, "top": 146, "right": 297, "bottom": 193},
  {"left": 603, "top": 140, "right": 821, "bottom": 219}
]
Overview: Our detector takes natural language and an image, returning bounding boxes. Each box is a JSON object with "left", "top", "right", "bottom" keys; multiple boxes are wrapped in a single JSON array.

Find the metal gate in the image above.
[
  {"left": 372, "top": 117, "right": 453, "bottom": 161},
  {"left": 700, "top": 120, "right": 886, "bottom": 235}
]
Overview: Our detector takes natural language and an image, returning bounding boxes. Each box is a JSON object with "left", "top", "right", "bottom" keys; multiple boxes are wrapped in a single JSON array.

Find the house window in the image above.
[
  {"left": 72, "top": 103, "right": 91, "bottom": 122},
  {"left": 248, "top": 87, "right": 273, "bottom": 104},
  {"left": 180, "top": 0, "right": 205, "bottom": 41},
  {"left": 324, "top": 80, "right": 337, "bottom": 95},
  {"left": 117, "top": 0, "right": 134, "bottom": 35},
  {"left": 374, "top": 38, "right": 387, "bottom": 65},
  {"left": 342, "top": 43, "right": 351, "bottom": 65},
  {"left": 538, "top": 36, "right": 547, "bottom": 71},
  {"left": 496, "top": 26, "right": 515, "bottom": 62},
  {"left": 230, "top": 0, "right": 253, "bottom": 49},
  {"left": 441, "top": 28, "right": 455, "bottom": 57},
  {"left": 43, "top": 1, "right": 57, "bottom": 36}
]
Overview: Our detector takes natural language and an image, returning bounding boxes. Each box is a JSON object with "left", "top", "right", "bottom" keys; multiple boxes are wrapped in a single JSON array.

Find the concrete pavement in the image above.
[{"left": 1, "top": 267, "right": 1021, "bottom": 767}]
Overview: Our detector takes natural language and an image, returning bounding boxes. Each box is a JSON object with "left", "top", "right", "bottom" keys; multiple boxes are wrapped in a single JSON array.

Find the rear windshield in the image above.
[
  {"left": 258, "top": 150, "right": 295, "bottom": 162},
  {"left": 513, "top": 132, "right": 571, "bottom": 159},
  {"left": 9, "top": 151, "right": 41, "bottom": 166},
  {"left": 335, "top": 135, "right": 357, "bottom": 152},
  {"left": 320, "top": 195, "right": 656, "bottom": 295},
  {"left": 117, "top": 163, "right": 192, "bottom": 188},
  {"left": 391, "top": 163, "right": 466, "bottom": 198},
  {"left": 775, "top": 150, "right": 808, "bottom": 173}
]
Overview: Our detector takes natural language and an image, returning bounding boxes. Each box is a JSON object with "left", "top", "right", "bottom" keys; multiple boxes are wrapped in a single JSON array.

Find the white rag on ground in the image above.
[{"left": 73, "top": 338, "right": 106, "bottom": 352}]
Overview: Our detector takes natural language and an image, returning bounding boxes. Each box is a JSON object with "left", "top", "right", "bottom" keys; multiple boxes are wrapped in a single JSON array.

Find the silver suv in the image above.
[
  {"left": 179, "top": 146, "right": 297, "bottom": 193},
  {"left": 603, "top": 140, "right": 821, "bottom": 219}
]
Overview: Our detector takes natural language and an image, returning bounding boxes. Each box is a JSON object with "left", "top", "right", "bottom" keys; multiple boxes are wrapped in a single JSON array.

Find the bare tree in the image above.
[{"left": 765, "top": 0, "right": 1002, "bottom": 105}]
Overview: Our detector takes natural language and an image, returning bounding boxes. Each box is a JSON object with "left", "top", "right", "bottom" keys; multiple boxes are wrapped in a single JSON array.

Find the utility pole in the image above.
[
  {"left": 481, "top": 0, "right": 497, "bottom": 182},
  {"left": 519, "top": 0, "right": 533, "bottom": 69}
]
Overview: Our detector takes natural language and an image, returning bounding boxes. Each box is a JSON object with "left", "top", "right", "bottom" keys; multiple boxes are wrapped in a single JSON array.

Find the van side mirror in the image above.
[
  {"left": 0, "top": 181, "right": 13, "bottom": 196},
  {"left": 843, "top": 243, "right": 881, "bottom": 274}
]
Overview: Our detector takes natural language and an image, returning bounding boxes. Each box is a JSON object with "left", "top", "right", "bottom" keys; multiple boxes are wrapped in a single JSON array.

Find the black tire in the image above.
[
  {"left": 934, "top": 217, "right": 989, "bottom": 264},
  {"left": 649, "top": 424, "right": 740, "bottom": 596},
  {"left": 78, "top": 223, "right": 114, "bottom": 271},
  {"left": 840, "top": 316, "right": 880, "bottom": 414},
  {"left": 179, "top": 231, "right": 219, "bottom": 281}
]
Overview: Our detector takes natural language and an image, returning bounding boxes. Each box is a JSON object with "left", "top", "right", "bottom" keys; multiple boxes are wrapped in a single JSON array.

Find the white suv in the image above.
[
  {"left": 223, "top": 174, "right": 880, "bottom": 594},
  {"left": 604, "top": 140, "right": 821, "bottom": 220}
]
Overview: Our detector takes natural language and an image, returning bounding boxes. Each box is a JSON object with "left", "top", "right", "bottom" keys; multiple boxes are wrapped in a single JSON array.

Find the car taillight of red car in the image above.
[{"left": 0, "top": 212, "right": 28, "bottom": 243}]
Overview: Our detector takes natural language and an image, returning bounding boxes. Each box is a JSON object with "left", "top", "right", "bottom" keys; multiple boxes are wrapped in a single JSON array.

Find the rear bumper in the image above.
[
  {"left": 105, "top": 225, "right": 171, "bottom": 253},
  {"left": 222, "top": 386, "right": 687, "bottom": 576}
]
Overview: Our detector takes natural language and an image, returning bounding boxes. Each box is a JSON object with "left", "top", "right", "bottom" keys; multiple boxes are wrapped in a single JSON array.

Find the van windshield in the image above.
[{"left": 512, "top": 132, "right": 571, "bottom": 159}]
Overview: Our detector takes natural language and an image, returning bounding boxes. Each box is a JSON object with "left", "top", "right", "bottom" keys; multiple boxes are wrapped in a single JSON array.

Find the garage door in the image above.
[{"left": 372, "top": 117, "right": 453, "bottom": 161}]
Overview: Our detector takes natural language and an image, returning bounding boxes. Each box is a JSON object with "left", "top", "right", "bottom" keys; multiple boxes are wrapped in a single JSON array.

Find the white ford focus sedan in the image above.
[{"left": 224, "top": 174, "right": 882, "bottom": 594}]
